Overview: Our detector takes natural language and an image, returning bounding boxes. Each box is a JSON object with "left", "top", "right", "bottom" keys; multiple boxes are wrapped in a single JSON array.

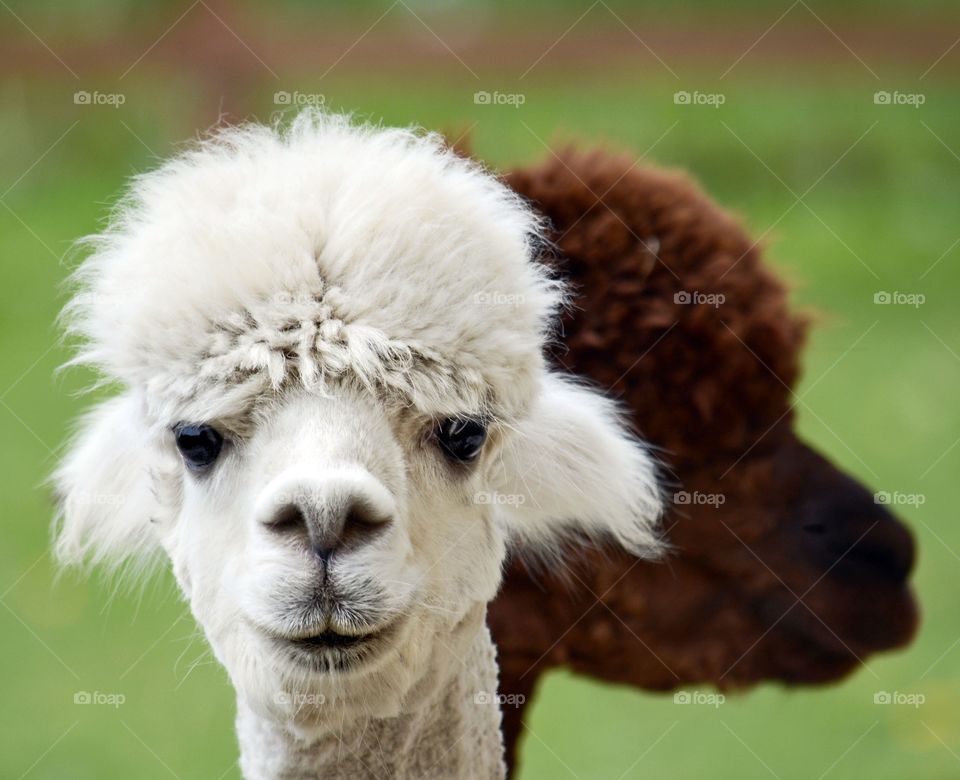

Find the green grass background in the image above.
[{"left": 1, "top": 4, "right": 959, "bottom": 777}]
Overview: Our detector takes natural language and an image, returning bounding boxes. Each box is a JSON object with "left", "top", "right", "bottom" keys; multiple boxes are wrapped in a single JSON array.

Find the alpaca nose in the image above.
[
  {"left": 273, "top": 497, "right": 391, "bottom": 561},
  {"left": 800, "top": 491, "right": 915, "bottom": 585},
  {"left": 256, "top": 469, "right": 395, "bottom": 561}
]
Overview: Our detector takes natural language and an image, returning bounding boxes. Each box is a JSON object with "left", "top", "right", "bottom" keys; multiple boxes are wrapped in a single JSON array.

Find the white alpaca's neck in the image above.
[{"left": 236, "top": 620, "right": 506, "bottom": 780}]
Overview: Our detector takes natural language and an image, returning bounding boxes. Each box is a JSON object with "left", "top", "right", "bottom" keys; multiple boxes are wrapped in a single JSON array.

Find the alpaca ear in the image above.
[
  {"left": 491, "top": 374, "right": 663, "bottom": 557},
  {"left": 54, "top": 391, "right": 171, "bottom": 569}
]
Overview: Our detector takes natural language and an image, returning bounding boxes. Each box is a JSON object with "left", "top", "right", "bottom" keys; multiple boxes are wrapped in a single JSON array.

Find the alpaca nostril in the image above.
[
  {"left": 270, "top": 503, "right": 308, "bottom": 535},
  {"left": 338, "top": 499, "right": 392, "bottom": 550}
]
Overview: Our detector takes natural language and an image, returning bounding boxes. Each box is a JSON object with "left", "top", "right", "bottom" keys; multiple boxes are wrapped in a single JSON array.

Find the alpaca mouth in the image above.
[
  {"left": 267, "top": 620, "right": 401, "bottom": 674},
  {"left": 292, "top": 628, "right": 380, "bottom": 650},
  {"left": 754, "top": 584, "right": 918, "bottom": 673}
]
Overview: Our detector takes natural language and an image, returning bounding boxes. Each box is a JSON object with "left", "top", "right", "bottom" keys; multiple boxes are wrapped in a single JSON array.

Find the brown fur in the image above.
[{"left": 490, "top": 150, "right": 918, "bottom": 773}]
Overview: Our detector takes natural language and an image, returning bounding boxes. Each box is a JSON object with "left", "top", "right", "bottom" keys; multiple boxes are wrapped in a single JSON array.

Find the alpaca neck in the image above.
[{"left": 236, "top": 616, "right": 506, "bottom": 779}]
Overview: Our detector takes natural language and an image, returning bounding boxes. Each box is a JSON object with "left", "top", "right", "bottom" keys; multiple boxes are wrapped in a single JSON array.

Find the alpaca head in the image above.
[
  {"left": 495, "top": 151, "right": 917, "bottom": 702},
  {"left": 54, "top": 113, "right": 661, "bottom": 723}
]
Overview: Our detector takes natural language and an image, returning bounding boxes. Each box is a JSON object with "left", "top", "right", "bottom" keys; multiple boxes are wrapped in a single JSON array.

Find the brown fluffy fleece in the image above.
[{"left": 490, "top": 149, "right": 919, "bottom": 774}]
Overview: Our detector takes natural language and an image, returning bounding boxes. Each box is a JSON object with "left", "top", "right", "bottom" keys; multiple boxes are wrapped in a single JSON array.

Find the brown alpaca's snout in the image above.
[
  {"left": 797, "top": 477, "right": 915, "bottom": 587},
  {"left": 773, "top": 439, "right": 915, "bottom": 587},
  {"left": 757, "top": 438, "right": 919, "bottom": 658}
]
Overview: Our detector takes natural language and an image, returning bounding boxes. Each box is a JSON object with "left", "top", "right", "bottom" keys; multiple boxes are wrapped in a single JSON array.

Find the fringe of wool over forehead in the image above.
[{"left": 61, "top": 111, "right": 564, "bottom": 427}]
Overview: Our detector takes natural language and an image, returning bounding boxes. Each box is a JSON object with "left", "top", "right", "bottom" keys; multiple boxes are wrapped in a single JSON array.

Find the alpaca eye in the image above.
[
  {"left": 435, "top": 418, "right": 487, "bottom": 463},
  {"left": 173, "top": 423, "right": 224, "bottom": 471}
]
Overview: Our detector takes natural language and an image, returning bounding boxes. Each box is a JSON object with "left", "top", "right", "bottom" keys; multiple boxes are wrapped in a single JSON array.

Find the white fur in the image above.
[
  {"left": 54, "top": 112, "right": 662, "bottom": 779},
  {"left": 491, "top": 374, "right": 662, "bottom": 555}
]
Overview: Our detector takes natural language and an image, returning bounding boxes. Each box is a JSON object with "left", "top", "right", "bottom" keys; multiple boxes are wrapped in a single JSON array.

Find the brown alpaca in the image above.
[{"left": 490, "top": 150, "right": 919, "bottom": 773}]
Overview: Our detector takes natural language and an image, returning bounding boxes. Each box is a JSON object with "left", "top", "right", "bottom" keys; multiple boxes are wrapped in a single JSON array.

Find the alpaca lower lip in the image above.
[
  {"left": 292, "top": 629, "right": 378, "bottom": 650},
  {"left": 267, "top": 619, "right": 401, "bottom": 673}
]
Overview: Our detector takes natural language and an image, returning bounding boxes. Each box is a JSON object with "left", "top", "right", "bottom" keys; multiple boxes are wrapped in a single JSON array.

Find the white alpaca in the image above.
[{"left": 55, "top": 112, "right": 662, "bottom": 779}]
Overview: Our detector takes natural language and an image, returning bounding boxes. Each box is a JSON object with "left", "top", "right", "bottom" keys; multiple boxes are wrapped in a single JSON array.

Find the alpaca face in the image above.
[
  {"left": 492, "top": 151, "right": 917, "bottom": 729},
  {"left": 160, "top": 385, "right": 499, "bottom": 719},
  {"left": 54, "top": 114, "right": 662, "bottom": 723}
]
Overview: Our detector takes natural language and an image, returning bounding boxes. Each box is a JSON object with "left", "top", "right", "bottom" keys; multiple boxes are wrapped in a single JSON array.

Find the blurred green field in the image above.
[
  {"left": 2, "top": 10, "right": 959, "bottom": 778},
  {"left": 3, "top": 0, "right": 959, "bottom": 34}
]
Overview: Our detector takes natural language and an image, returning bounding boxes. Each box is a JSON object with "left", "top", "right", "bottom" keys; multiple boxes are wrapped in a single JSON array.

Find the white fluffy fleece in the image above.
[
  {"left": 63, "top": 113, "right": 554, "bottom": 426},
  {"left": 55, "top": 112, "right": 662, "bottom": 779}
]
